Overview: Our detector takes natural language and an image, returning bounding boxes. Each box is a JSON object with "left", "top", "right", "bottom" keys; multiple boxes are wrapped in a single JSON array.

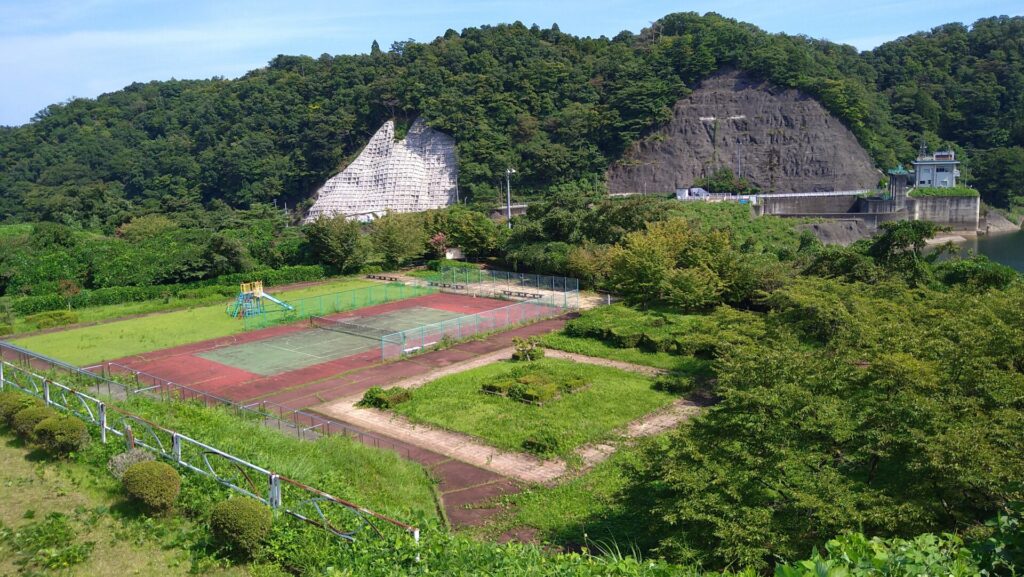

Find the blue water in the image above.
[{"left": 958, "top": 231, "right": 1024, "bottom": 272}]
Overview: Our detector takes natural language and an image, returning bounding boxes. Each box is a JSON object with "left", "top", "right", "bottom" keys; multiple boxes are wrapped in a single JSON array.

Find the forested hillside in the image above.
[{"left": 1, "top": 12, "right": 1022, "bottom": 228}]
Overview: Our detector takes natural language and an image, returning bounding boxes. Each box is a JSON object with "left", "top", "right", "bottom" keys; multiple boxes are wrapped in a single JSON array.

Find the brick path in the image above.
[{"left": 314, "top": 349, "right": 703, "bottom": 485}]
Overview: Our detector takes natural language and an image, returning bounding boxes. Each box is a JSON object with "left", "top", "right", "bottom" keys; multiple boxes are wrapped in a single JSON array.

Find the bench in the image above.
[
  {"left": 366, "top": 274, "right": 400, "bottom": 282},
  {"left": 501, "top": 290, "right": 545, "bottom": 299}
]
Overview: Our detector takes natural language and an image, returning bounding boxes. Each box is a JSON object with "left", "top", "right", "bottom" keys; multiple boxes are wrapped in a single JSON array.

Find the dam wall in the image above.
[{"left": 907, "top": 196, "right": 980, "bottom": 229}]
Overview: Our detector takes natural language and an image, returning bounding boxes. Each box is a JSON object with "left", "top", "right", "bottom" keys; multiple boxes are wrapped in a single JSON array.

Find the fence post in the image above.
[
  {"left": 172, "top": 433, "right": 181, "bottom": 463},
  {"left": 269, "top": 474, "right": 281, "bottom": 508},
  {"left": 99, "top": 403, "right": 107, "bottom": 444},
  {"left": 414, "top": 527, "right": 421, "bottom": 562},
  {"left": 125, "top": 424, "right": 135, "bottom": 449},
  {"left": 0, "top": 361, "right": 5, "bottom": 391},
  {"left": 43, "top": 379, "right": 51, "bottom": 406}
]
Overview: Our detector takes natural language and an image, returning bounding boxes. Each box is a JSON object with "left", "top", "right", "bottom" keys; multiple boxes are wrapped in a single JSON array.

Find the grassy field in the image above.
[
  {"left": 122, "top": 397, "right": 440, "bottom": 522},
  {"left": 539, "top": 333, "right": 682, "bottom": 370},
  {"left": 475, "top": 439, "right": 660, "bottom": 549},
  {"left": 0, "top": 435, "right": 248, "bottom": 577},
  {"left": 11, "top": 277, "right": 374, "bottom": 365},
  {"left": 391, "top": 359, "right": 674, "bottom": 457}
]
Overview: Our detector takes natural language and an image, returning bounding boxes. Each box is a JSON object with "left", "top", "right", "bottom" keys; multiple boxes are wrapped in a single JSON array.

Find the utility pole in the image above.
[{"left": 505, "top": 167, "right": 516, "bottom": 229}]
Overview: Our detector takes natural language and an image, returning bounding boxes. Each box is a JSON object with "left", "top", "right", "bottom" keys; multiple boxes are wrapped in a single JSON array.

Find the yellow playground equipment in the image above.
[{"left": 226, "top": 281, "right": 294, "bottom": 318}]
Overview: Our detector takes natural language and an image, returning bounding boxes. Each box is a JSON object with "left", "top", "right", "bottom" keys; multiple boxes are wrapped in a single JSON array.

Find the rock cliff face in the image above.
[
  {"left": 305, "top": 118, "right": 457, "bottom": 222},
  {"left": 606, "top": 70, "right": 880, "bottom": 194}
]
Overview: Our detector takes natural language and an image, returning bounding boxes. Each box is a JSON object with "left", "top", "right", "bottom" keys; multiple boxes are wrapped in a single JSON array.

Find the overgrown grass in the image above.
[
  {"left": 391, "top": 359, "right": 674, "bottom": 457},
  {"left": 0, "top": 223, "right": 32, "bottom": 239},
  {"left": 0, "top": 434, "right": 247, "bottom": 577},
  {"left": 120, "top": 397, "right": 440, "bottom": 522},
  {"left": 10, "top": 277, "right": 374, "bottom": 365},
  {"left": 477, "top": 440, "right": 656, "bottom": 549}
]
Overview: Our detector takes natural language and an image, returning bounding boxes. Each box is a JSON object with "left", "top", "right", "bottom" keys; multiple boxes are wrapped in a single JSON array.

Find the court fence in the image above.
[
  {"left": 0, "top": 340, "right": 420, "bottom": 548},
  {"left": 380, "top": 291, "right": 578, "bottom": 360},
  {"left": 244, "top": 283, "right": 436, "bottom": 330},
  {"left": 417, "top": 267, "right": 579, "bottom": 294}
]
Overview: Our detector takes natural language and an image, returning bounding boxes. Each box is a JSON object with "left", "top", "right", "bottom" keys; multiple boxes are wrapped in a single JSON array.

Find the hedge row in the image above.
[{"left": 10, "top": 265, "right": 326, "bottom": 315}]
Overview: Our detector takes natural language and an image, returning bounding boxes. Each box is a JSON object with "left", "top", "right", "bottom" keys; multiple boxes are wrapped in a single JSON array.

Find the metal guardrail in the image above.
[{"left": 0, "top": 349, "right": 420, "bottom": 549}]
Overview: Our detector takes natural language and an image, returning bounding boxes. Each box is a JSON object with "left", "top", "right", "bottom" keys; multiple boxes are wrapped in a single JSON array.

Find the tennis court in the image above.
[{"left": 198, "top": 306, "right": 462, "bottom": 375}]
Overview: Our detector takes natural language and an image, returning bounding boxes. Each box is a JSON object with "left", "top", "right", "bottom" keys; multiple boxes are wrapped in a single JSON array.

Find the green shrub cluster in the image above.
[
  {"left": 33, "top": 415, "right": 90, "bottom": 456},
  {"left": 9, "top": 265, "right": 325, "bottom": 316},
  {"left": 209, "top": 498, "right": 273, "bottom": 558},
  {"left": 908, "top": 185, "right": 980, "bottom": 197},
  {"left": 566, "top": 304, "right": 765, "bottom": 361},
  {"left": 357, "top": 386, "right": 412, "bottom": 409},
  {"left": 0, "top": 323, "right": 13, "bottom": 336},
  {"left": 11, "top": 405, "right": 59, "bottom": 440},
  {"left": 0, "top": 391, "right": 42, "bottom": 425},
  {"left": 481, "top": 365, "right": 588, "bottom": 405},
  {"left": 565, "top": 304, "right": 693, "bottom": 352},
  {"left": 23, "top": 310, "right": 79, "bottom": 329},
  {"left": 122, "top": 461, "right": 181, "bottom": 512},
  {"left": 652, "top": 374, "right": 694, "bottom": 394},
  {"left": 511, "top": 336, "right": 545, "bottom": 361}
]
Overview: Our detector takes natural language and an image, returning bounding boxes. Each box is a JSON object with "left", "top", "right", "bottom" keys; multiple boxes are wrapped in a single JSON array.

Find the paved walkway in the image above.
[{"left": 314, "top": 349, "right": 702, "bottom": 485}]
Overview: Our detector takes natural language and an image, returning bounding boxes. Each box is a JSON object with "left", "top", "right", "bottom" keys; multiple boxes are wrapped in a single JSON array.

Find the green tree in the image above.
[
  {"left": 370, "top": 212, "right": 427, "bottom": 269},
  {"left": 304, "top": 215, "right": 369, "bottom": 273}
]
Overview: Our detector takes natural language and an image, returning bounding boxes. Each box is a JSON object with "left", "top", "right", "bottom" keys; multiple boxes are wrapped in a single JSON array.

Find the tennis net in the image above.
[{"left": 309, "top": 316, "right": 391, "bottom": 340}]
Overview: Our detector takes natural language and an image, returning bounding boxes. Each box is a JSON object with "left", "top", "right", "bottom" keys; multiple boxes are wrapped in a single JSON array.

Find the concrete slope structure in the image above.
[
  {"left": 305, "top": 118, "right": 458, "bottom": 222},
  {"left": 606, "top": 69, "right": 880, "bottom": 194}
]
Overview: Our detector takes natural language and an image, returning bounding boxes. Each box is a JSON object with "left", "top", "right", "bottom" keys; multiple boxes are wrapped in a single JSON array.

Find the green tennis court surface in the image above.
[{"left": 198, "top": 306, "right": 462, "bottom": 376}]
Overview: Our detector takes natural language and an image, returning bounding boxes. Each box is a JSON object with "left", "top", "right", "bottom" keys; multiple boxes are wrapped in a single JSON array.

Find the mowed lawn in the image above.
[
  {"left": 392, "top": 358, "right": 675, "bottom": 455},
  {"left": 11, "top": 277, "right": 374, "bottom": 366}
]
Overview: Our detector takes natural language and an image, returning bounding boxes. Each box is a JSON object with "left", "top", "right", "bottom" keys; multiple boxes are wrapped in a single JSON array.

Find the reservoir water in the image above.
[{"left": 957, "top": 231, "right": 1024, "bottom": 272}]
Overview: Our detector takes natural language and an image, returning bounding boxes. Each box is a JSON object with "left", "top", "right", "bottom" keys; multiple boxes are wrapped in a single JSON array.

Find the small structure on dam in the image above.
[{"left": 752, "top": 149, "right": 979, "bottom": 231}]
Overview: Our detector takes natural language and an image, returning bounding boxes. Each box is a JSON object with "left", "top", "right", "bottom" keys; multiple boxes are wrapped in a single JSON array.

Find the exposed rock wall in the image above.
[
  {"left": 606, "top": 70, "right": 880, "bottom": 194},
  {"left": 305, "top": 118, "right": 457, "bottom": 222}
]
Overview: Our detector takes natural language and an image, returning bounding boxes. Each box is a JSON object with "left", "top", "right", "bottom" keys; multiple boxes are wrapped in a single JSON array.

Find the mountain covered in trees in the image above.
[{"left": 0, "top": 12, "right": 1022, "bottom": 228}]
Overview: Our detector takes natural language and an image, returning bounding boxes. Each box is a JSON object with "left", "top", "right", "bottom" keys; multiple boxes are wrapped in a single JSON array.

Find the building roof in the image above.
[{"left": 888, "top": 165, "right": 910, "bottom": 175}]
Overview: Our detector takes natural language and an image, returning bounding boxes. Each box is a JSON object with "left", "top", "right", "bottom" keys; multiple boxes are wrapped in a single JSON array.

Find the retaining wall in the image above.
[{"left": 907, "top": 196, "right": 980, "bottom": 229}]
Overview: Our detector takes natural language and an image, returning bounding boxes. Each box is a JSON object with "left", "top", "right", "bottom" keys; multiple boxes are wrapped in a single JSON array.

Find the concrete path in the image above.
[{"left": 314, "top": 351, "right": 702, "bottom": 485}]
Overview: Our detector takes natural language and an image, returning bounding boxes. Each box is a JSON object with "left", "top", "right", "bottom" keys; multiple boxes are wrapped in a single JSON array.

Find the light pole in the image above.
[{"left": 505, "top": 167, "right": 516, "bottom": 229}]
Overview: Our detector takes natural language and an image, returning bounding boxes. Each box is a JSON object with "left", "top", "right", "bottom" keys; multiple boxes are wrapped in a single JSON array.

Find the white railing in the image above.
[{"left": 0, "top": 360, "right": 420, "bottom": 550}]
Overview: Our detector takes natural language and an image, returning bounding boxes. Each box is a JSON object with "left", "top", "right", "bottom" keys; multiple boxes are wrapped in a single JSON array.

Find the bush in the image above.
[
  {"left": 107, "top": 448, "right": 156, "bottom": 480},
  {"left": 210, "top": 498, "right": 273, "bottom": 557},
  {"left": 357, "top": 386, "right": 412, "bottom": 409},
  {"left": 522, "top": 431, "right": 563, "bottom": 457},
  {"left": 122, "top": 461, "right": 181, "bottom": 512},
  {"left": 11, "top": 405, "right": 58, "bottom": 440},
  {"left": 33, "top": 415, "right": 90, "bottom": 455},
  {"left": 653, "top": 374, "right": 694, "bottom": 394},
  {"left": 511, "top": 337, "right": 545, "bottom": 361},
  {"left": 24, "top": 310, "right": 79, "bottom": 329},
  {"left": 0, "top": 391, "right": 42, "bottom": 426},
  {"left": 0, "top": 323, "right": 12, "bottom": 336}
]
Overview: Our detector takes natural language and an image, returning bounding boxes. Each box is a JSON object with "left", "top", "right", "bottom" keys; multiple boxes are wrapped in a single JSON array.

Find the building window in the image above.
[{"left": 937, "top": 167, "right": 948, "bottom": 173}]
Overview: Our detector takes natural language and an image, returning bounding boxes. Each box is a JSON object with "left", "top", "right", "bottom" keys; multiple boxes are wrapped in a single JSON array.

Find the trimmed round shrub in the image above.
[
  {"left": 107, "top": 448, "right": 155, "bottom": 481},
  {"left": 0, "top": 391, "right": 42, "bottom": 426},
  {"left": 11, "top": 405, "right": 58, "bottom": 440},
  {"left": 122, "top": 461, "right": 181, "bottom": 512},
  {"left": 210, "top": 498, "right": 273, "bottom": 557},
  {"left": 33, "top": 415, "right": 90, "bottom": 456}
]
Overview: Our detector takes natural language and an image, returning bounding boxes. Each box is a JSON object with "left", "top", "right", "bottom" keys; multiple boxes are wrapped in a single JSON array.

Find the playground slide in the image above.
[{"left": 262, "top": 293, "right": 295, "bottom": 311}]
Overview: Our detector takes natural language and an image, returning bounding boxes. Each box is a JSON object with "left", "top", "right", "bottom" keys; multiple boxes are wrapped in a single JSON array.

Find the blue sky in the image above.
[{"left": 1, "top": 0, "right": 1021, "bottom": 126}]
